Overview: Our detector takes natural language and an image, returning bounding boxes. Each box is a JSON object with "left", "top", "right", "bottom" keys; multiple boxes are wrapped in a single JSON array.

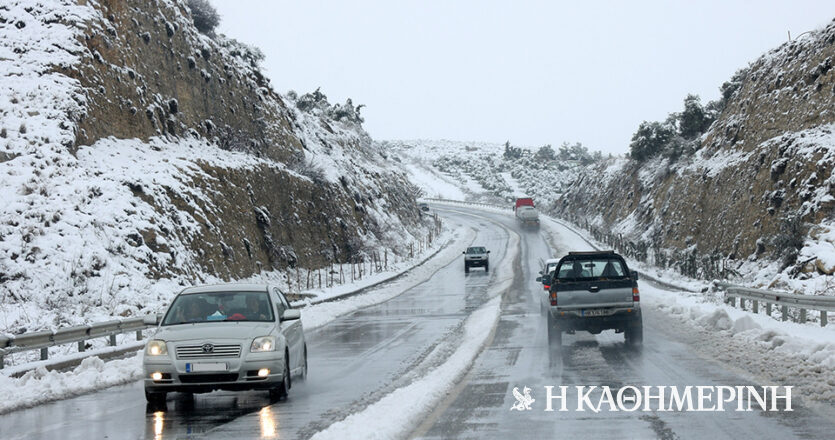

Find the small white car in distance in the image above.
[{"left": 142, "top": 284, "right": 307, "bottom": 404}]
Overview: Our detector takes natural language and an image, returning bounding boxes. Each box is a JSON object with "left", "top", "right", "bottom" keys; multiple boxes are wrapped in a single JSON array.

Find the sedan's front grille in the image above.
[{"left": 176, "top": 344, "right": 242, "bottom": 359}]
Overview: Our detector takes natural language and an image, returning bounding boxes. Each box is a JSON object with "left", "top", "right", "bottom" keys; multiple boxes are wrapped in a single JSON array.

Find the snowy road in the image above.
[{"left": 2, "top": 208, "right": 834, "bottom": 439}]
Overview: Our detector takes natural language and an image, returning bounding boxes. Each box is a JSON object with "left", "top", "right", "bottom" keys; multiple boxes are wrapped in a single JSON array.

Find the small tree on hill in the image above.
[
  {"left": 535, "top": 144, "right": 555, "bottom": 161},
  {"left": 678, "top": 94, "right": 712, "bottom": 139},
  {"left": 188, "top": 0, "right": 220, "bottom": 36},
  {"left": 503, "top": 141, "right": 522, "bottom": 160},
  {"left": 629, "top": 121, "right": 675, "bottom": 162}
]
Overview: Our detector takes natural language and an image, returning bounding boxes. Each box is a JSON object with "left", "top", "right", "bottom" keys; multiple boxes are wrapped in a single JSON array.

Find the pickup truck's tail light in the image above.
[
  {"left": 632, "top": 287, "right": 640, "bottom": 302},
  {"left": 549, "top": 289, "right": 558, "bottom": 306}
]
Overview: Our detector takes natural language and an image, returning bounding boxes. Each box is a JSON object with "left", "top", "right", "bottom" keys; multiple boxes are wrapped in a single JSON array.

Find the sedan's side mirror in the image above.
[
  {"left": 143, "top": 314, "right": 160, "bottom": 325},
  {"left": 631, "top": 271, "right": 639, "bottom": 281},
  {"left": 281, "top": 309, "right": 301, "bottom": 321},
  {"left": 462, "top": 251, "right": 466, "bottom": 254},
  {"left": 487, "top": 250, "right": 491, "bottom": 253},
  {"left": 535, "top": 277, "right": 542, "bottom": 282}
]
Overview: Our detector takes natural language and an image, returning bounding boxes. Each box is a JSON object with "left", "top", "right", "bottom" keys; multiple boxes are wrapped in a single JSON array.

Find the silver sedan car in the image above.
[{"left": 142, "top": 284, "right": 307, "bottom": 404}]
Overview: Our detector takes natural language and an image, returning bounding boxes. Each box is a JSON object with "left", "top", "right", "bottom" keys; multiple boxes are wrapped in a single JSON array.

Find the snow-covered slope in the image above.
[
  {"left": 0, "top": 0, "right": 428, "bottom": 335},
  {"left": 554, "top": 20, "right": 835, "bottom": 294},
  {"left": 382, "top": 139, "right": 590, "bottom": 208}
]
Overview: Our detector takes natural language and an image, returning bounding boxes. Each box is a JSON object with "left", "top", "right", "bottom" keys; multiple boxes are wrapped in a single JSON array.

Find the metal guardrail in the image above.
[
  {"left": 423, "top": 198, "right": 511, "bottom": 211},
  {"left": 716, "top": 282, "right": 833, "bottom": 327},
  {"left": 0, "top": 315, "right": 158, "bottom": 369}
]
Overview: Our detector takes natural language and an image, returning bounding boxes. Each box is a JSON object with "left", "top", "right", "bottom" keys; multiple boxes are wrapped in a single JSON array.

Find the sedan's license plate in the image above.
[
  {"left": 186, "top": 362, "right": 227, "bottom": 373},
  {"left": 583, "top": 309, "right": 610, "bottom": 317}
]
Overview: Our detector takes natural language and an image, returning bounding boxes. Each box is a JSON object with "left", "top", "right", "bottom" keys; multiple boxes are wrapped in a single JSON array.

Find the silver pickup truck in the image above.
[
  {"left": 463, "top": 246, "right": 490, "bottom": 273},
  {"left": 543, "top": 251, "right": 642, "bottom": 346}
]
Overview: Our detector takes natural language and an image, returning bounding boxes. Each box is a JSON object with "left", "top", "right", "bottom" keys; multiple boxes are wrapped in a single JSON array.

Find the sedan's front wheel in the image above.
[
  {"left": 145, "top": 389, "right": 166, "bottom": 405},
  {"left": 270, "top": 358, "right": 290, "bottom": 400}
]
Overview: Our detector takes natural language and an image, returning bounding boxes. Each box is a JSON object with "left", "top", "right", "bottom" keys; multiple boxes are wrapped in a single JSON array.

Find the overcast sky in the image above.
[{"left": 214, "top": 1, "right": 833, "bottom": 155}]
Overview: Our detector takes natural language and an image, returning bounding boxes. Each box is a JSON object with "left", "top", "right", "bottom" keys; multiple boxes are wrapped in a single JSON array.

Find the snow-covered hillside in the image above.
[
  {"left": 0, "top": 0, "right": 428, "bottom": 335},
  {"left": 382, "top": 139, "right": 591, "bottom": 209}
]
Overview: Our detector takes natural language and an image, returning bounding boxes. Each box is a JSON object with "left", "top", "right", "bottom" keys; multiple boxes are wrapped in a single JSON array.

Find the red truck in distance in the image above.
[{"left": 514, "top": 197, "right": 534, "bottom": 211}]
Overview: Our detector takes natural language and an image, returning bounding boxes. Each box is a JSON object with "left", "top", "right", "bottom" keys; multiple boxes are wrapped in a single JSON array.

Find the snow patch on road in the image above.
[{"left": 310, "top": 298, "right": 501, "bottom": 440}]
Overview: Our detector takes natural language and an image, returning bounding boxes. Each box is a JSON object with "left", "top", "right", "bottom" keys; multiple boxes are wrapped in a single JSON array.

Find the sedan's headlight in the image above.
[
  {"left": 251, "top": 336, "right": 276, "bottom": 352},
  {"left": 145, "top": 340, "right": 168, "bottom": 356}
]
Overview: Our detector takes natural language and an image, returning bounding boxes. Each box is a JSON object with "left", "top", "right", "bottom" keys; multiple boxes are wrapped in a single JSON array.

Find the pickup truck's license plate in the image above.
[
  {"left": 583, "top": 309, "right": 610, "bottom": 317},
  {"left": 186, "top": 362, "right": 227, "bottom": 373}
]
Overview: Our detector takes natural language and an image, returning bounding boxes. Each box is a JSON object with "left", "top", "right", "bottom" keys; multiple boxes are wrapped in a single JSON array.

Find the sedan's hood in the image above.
[{"left": 153, "top": 322, "right": 275, "bottom": 342}]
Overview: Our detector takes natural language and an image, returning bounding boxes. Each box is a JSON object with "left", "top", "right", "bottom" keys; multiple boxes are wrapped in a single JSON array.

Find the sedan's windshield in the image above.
[
  {"left": 555, "top": 258, "right": 627, "bottom": 280},
  {"left": 161, "top": 291, "right": 274, "bottom": 325}
]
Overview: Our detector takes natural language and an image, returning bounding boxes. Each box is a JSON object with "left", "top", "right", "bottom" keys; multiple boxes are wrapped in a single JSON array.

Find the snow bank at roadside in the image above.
[
  {"left": 0, "top": 354, "right": 142, "bottom": 414},
  {"left": 643, "top": 283, "right": 835, "bottom": 368},
  {"left": 644, "top": 283, "right": 835, "bottom": 402},
  {"left": 309, "top": 222, "right": 520, "bottom": 440},
  {"left": 297, "top": 227, "right": 455, "bottom": 306}
]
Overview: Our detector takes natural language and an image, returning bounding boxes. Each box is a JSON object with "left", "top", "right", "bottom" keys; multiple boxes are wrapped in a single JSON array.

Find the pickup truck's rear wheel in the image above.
[
  {"left": 546, "top": 313, "right": 562, "bottom": 346},
  {"left": 625, "top": 319, "right": 643, "bottom": 346}
]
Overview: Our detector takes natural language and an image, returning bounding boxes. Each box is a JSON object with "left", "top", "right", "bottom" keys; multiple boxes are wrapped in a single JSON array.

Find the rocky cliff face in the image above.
[
  {"left": 553, "top": 20, "right": 835, "bottom": 289},
  {"left": 0, "top": 0, "right": 425, "bottom": 331}
]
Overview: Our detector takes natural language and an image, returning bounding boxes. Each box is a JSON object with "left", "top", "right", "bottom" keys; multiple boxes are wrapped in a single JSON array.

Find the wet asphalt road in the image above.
[{"left": 3, "top": 207, "right": 834, "bottom": 439}]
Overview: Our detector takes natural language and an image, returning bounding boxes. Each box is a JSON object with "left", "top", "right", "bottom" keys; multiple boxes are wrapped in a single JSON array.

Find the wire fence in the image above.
[{"left": 283, "top": 213, "right": 442, "bottom": 296}]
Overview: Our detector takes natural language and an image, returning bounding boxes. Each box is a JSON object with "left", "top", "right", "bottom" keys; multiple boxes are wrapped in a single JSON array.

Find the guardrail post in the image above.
[
  {"left": 753, "top": 300, "right": 759, "bottom": 314},
  {"left": 78, "top": 340, "right": 85, "bottom": 352},
  {"left": 40, "top": 347, "right": 48, "bottom": 361},
  {"left": 821, "top": 311, "right": 828, "bottom": 327},
  {"left": 0, "top": 354, "right": 3, "bottom": 368},
  {"left": 781, "top": 305, "right": 788, "bottom": 321},
  {"left": 136, "top": 330, "right": 143, "bottom": 341},
  {"left": 727, "top": 296, "right": 736, "bottom": 307},
  {"left": 109, "top": 334, "right": 117, "bottom": 346},
  {"left": 739, "top": 298, "right": 745, "bottom": 310},
  {"left": 765, "top": 302, "right": 772, "bottom": 316},
  {"left": 799, "top": 308, "right": 807, "bottom": 323}
]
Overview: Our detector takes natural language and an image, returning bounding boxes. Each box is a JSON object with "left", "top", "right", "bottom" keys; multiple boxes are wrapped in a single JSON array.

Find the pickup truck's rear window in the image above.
[{"left": 555, "top": 258, "right": 627, "bottom": 280}]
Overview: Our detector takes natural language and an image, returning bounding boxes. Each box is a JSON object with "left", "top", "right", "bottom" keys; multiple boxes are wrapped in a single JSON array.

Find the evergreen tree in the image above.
[
  {"left": 629, "top": 121, "right": 674, "bottom": 162},
  {"left": 678, "top": 94, "right": 711, "bottom": 139},
  {"left": 187, "top": 0, "right": 220, "bottom": 35}
]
